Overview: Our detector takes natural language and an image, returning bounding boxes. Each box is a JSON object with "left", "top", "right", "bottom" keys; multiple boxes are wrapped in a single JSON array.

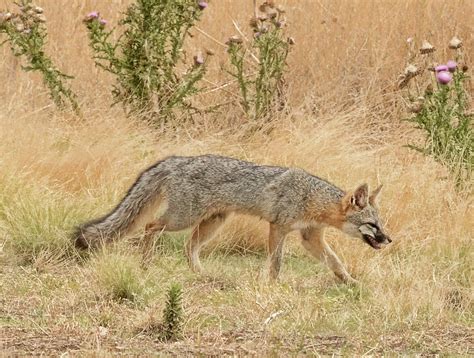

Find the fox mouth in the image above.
[{"left": 362, "top": 234, "right": 383, "bottom": 249}]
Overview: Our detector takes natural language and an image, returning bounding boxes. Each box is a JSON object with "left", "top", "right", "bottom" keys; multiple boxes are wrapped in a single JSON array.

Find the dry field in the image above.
[{"left": 0, "top": 0, "right": 473, "bottom": 356}]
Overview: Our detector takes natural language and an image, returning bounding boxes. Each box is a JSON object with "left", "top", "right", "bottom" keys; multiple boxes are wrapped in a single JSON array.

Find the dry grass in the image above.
[{"left": 0, "top": 0, "right": 473, "bottom": 355}]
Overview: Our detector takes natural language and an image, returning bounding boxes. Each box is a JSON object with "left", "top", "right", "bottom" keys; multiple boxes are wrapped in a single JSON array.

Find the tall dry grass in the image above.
[{"left": 0, "top": 0, "right": 472, "bottom": 355}]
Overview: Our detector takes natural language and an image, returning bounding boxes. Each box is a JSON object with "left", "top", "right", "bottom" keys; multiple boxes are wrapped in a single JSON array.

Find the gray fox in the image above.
[{"left": 74, "top": 154, "right": 391, "bottom": 283}]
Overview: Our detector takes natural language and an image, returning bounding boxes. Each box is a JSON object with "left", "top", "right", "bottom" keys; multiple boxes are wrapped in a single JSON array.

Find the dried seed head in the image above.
[
  {"left": 35, "top": 14, "right": 46, "bottom": 23},
  {"left": 420, "top": 40, "right": 435, "bottom": 54},
  {"left": 276, "top": 5, "right": 286, "bottom": 13},
  {"left": 20, "top": 5, "right": 32, "bottom": 13},
  {"left": 404, "top": 64, "right": 419, "bottom": 77},
  {"left": 408, "top": 102, "right": 423, "bottom": 113},
  {"left": 3, "top": 12, "right": 12, "bottom": 21},
  {"left": 448, "top": 36, "right": 462, "bottom": 49},
  {"left": 26, "top": 9, "right": 35, "bottom": 17},
  {"left": 287, "top": 36, "right": 295, "bottom": 45},
  {"left": 397, "top": 75, "right": 409, "bottom": 89},
  {"left": 205, "top": 48, "right": 215, "bottom": 56},
  {"left": 267, "top": 8, "right": 278, "bottom": 19},
  {"left": 249, "top": 17, "right": 258, "bottom": 29},
  {"left": 461, "top": 64, "right": 468, "bottom": 72},
  {"left": 226, "top": 35, "right": 243, "bottom": 45},
  {"left": 15, "top": 23, "right": 25, "bottom": 32},
  {"left": 34, "top": 6, "right": 44, "bottom": 14}
]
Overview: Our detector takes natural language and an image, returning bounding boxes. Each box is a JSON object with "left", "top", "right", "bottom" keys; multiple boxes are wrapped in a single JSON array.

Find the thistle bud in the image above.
[
  {"left": 34, "top": 6, "right": 44, "bottom": 14},
  {"left": 436, "top": 71, "right": 452, "bottom": 85},
  {"left": 434, "top": 65, "right": 448, "bottom": 73},
  {"left": 197, "top": 1, "right": 208, "bottom": 10},
  {"left": 461, "top": 64, "right": 468, "bottom": 72},
  {"left": 99, "top": 19, "right": 107, "bottom": 27},
  {"left": 287, "top": 37, "right": 295, "bottom": 45},
  {"left": 193, "top": 52, "right": 204, "bottom": 65},
  {"left": 15, "top": 23, "right": 24, "bottom": 32},
  {"left": 275, "top": 20, "right": 285, "bottom": 28},
  {"left": 249, "top": 17, "right": 258, "bottom": 29},
  {"left": 84, "top": 11, "right": 99, "bottom": 23},
  {"left": 446, "top": 60, "right": 457, "bottom": 73},
  {"left": 205, "top": 48, "right": 215, "bottom": 56},
  {"left": 420, "top": 40, "right": 435, "bottom": 54},
  {"left": 4, "top": 12, "right": 12, "bottom": 21},
  {"left": 448, "top": 36, "right": 462, "bottom": 49},
  {"left": 425, "top": 84, "right": 433, "bottom": 95}
]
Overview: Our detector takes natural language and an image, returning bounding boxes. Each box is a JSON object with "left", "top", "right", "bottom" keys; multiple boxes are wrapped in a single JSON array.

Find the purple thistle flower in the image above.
[
  {"left": 436, "top": 71, "right": 452, "bottom": 85},
  {"left": 198, "top": 1, "right": 208, "bottom": 10},
  {"left": 446, "top": 60, "right": 457, "bottom": 73},
  {"left": 87, "top": 11, "right": 99, "bottom": 19},
  {"left": 435, "top": 65, "right": 448, "bottom": 73},
  {"left": 99, "top": 19, "right": 107, "bottom": 26}
]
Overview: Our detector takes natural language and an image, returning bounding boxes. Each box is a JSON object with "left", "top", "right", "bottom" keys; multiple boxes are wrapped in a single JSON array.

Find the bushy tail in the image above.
[{"left": 73, "top": 161, "right": 166, "bottom": 249}]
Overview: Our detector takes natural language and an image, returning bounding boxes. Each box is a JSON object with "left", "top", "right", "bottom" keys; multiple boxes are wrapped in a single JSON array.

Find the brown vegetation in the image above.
[{"left": 0, "top": 0, "right": 472, "bottom": 355}]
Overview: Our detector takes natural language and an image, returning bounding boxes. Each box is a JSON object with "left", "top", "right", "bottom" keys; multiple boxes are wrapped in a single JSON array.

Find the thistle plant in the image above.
[
  {"left": 84, "top": 0, "right": 208, "bottom": 123},
  {"left": 399, "top": 37, "right": 473, "bottom": 188},
  {"left": 226, "top": 1, "right": 293, "bottom": 122},
  {"left": 0, "top": 0, "right": 79, "bottom": 114},
  {"left": 161, "top": 283, "right": 184, "bottom": 341}
]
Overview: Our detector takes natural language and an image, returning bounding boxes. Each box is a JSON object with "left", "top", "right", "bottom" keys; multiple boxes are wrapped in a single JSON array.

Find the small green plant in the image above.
[
  {"left": 94, "top": 252, "right": 144, "bottom": 302},
  {"left": 84, "top": 0, "right": 208, "bottom": 123},
  {"left": 162, "top": 283, "right": 184, "bottom": 341},
  {"left": 399, "top": 37, "right": 473, "bottom": 188},
  {"left": 0, "top": 0, "right": 79, "bottom": 113},
  {"left": 226, "top": 1, "right": 293, "bottom": 122}
]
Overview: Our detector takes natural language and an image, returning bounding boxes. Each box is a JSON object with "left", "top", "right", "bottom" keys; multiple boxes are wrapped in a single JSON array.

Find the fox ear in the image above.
[
  {"left": 342, "top": 183, "right": 368, "bottom": 212},
  {"left": 369, "top": 184, "right": 383, "bottom": 205}
]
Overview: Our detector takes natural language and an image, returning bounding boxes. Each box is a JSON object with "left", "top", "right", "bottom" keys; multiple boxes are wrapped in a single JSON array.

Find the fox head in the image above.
[{"left": 340, "top": 184, "right": 391, "bottom": 249}]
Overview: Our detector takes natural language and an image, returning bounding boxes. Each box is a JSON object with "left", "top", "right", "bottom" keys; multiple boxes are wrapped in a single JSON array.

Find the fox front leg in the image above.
[
  {"left": 300, "top": 227, "right": 358, "bottom": 285},
  {"left": 267, "top": 224, "right": 289, "bottom": 280}
]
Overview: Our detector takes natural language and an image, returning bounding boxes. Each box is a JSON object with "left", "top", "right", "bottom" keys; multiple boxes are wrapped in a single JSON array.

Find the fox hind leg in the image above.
[
  {"left": 141, "top": 219, "right": 167, "bottom": 266},
  {"left": 186, "top": 213, "right": 228, "bottom": 273}
]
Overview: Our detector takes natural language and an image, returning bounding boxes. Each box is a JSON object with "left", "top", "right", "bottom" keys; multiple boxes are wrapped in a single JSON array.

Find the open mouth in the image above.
[{"left": 362, "top": 234, "right": 382, "bottom": 249}]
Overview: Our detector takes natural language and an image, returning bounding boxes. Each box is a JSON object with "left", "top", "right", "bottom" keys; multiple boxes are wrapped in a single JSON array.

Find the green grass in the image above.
[{"left": 0, "top": 174, "right": 472, "bottom": 355}]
